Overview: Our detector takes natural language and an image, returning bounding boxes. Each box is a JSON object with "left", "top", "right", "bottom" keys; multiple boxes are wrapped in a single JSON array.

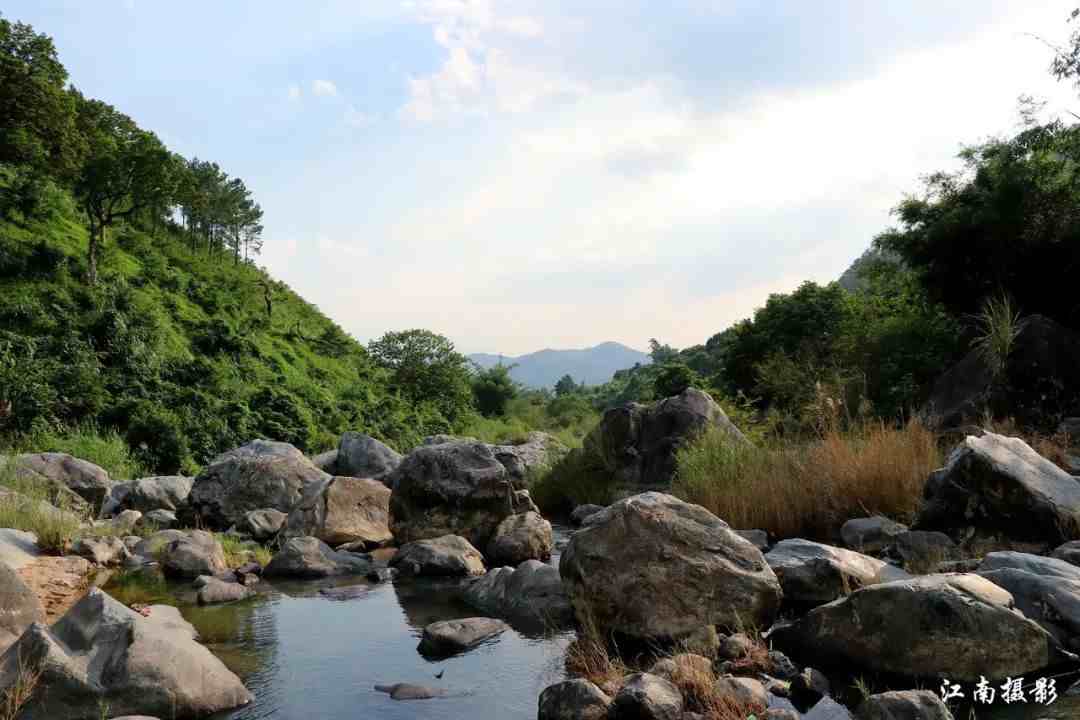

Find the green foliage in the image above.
[
  {"left": 368, "top": 329, "right": 475, "bottom": 426},
  {"left": 529, "top": 448, "right": 619, "bottom": 516},
  {"left": 653, "top": 363, "right": 698, "bottom": 398},
  {"left": 0, "top": 463, "right": 83, "bottom": 553},
  {"left": 971, "top": 293, "right": 1026, "bottom": 378},
  {"left": 554, "top": 374, "right": 579, "bottom": 397},
  {"left": 472, "top": 363, "right": 519, "bottom": 417}
]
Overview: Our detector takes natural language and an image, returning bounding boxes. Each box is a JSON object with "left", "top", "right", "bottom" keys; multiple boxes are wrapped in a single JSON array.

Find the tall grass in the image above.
[
  {"left": 0, "top": 464, "right": 83, "bottom": 554},
  {"left": 215, "top": 533, "right": 272, "bottom": 567},
  {"left": 971, "top": 293, "right": 1025, "bottom": 378},
  {"left": 1, "top": 424, "right": 147, "bottom": 480},
  {"left": 672, "top": 421, "right": 940, "bottom": 540},
  {"left": 528, "top": 449, "right": 620, "bottom": 516}
]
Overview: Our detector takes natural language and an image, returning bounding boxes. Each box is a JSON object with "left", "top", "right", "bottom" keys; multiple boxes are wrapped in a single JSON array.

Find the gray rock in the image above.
[
  {"left": 611, "top": 673, "right": 683, "bottom": 720},
  {"left": 790, "top": 667, "right": 831, "bottom": 706},
  {"left": 0, "top": 562, "right": 45, "bottom": 655},
  {"left": 462, "top": 560, "right": 573, "bottom": 626},
  {"left": 976, "top": 551, "right": 1080, "bottom": 651},
  {"left": 336, "top": 432, "right": 402, "bottom": 483},
  {"left": 770, "top": 573, "right": 1058, "bottom": 682},
  {"left": 766, "top": 539, "right": 910, "bottom": 608},
  {"left": 282, "top": 476, "right": 392, "bottom": 548},
  {"left": 841, "top": 516, "right": 908, "bottom": 554},
  {"left": 764, "top": 710, "right": 801, "bottom": 720},
  {"left": 195, "top": 576, "right": 254, "bottom": 605},
  {"left": 9, "top": 452, "right": 112, "bottom": 510},
  {"left": 186, "top": 440, "right": 329, "bottom": 529},
  {"left": 713, "top": 675, "right": 768, "bottom": 709},
  {"left": 0, "top": 589, "right": 251, "bottom": 718},
  {"left": 132, "top": 529, "right": 189, "bottom": 560},
  {"left": 856, "top": 690, "right": 955, "bottom": 720},
  {"left": 804, "top": 696, "right": 856, "bottom": 720},
  {"left": 979, "top": 550, "right": 1080, "bottom": 580},
  {"left": 417, "top": 617, "right": 509, "bottom": 657},
  {"left": 1052, "top": 540, "right": 1080, "bottom": 568},
  {"left": 107, "top": 476, "right": 192, "bottom": 515},
  {"left": 263, "top": 536, "right": 372, "bottom": 578},
  {"left": 569, "top": 504, "right": 605, "bottom": 527},
  {"left": 374, "top": 683, "right": 448, "bottom": 700},
  {"left": 388, "top": 440, "right": 540, "bottom": 548},
  {"left": 736, "top": 529, "right": 770, "bottom": 551},
  {"left": 72, "top": 535, "right": 131, "bottom": 566},
  {"left": 139, "top": 508, "right": 177, "bottom": 530},
  {"left": 717, "top": 632, "right": 755, "bottom": 661},
  {"left": 560, "top": 492, "right": 781, "bottom": 643},
  {"left": 648, "top": 653, "right": 712, "bottom": 682},
  {"left": 234, "top": 508, "right": 288, "bottom": 542},
  {"left": 768, "top": 650, "right": 799, "bottom": 680},
  {"left": 310, "top": 449, "right": 339, "bottom": 474},
  {"left": 916, "top": 432, "right": 1080, "bottom": 544},
  {"left": 160, "top": 530, "right": 228, "bottom": 579},
  {"left": 390, "top": 534, "right": 486, "bottom": 577},
  {"left": 486, "top": 511, "right": 552, "bottom": 565},
  {"left": 0, "top": 529, "right": 40, "bottom": 570},
  {"left": 891, "top": 531, "right": 956, "bottom": 567},
  {"left": 488, "top": 432, "right": 568, "bottom": 483},
  {"left": 103, "top": 509, "right": 142, "bottom": 534},
  {"left": 580, "top": 387, "right": 749, "bottom": 489},
  {"left": 537, "top": 679, "right": 611, "bottom": 720}
]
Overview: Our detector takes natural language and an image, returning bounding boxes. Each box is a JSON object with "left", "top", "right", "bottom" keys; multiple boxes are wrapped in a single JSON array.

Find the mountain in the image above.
[{"left": 469, "top": 342, "right": 651, "bottom": 388}]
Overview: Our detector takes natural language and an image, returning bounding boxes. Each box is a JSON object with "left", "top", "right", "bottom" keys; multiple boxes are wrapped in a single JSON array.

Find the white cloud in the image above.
[
  {"left": 312, "top": 79, "right": 338, "bottom": 97},
  {"left": 287, "top": 83, "right": 302, "bottom": 101}
]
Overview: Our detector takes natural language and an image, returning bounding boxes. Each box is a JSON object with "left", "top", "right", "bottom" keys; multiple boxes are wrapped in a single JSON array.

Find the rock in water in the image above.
[
  {"left": 374, "top": 683, "right": 448, "bottom": 700},
  {"left": 916, "top": 432, "right": 1080, "bottom": 544},
  {"left": 486, "top": 511, "right": 552, "bottom": 565},
  {"left": 765, "top": 539, "right": 909, "bottom": 608},
  {"left": 0, "top": 589, "right": 251, "bottom": 718},
  {"left": 976, "top": 551, "right": 1080, "bottom": 651},
  {"left": 336, "top": 432, "right": 402, "bottom": 483},
  {"left": 770, "top": 574, "right": 1058, "bottom": 682},
  {"left": 390, "top": 535, "right": 486, "bottom": 577},
  {"left": 233, "top": 508, "right": 288, "bottom": 542},
  {"left": 195, "top": 576, "right": 254, "bottom": 605},
  {"left": 611, "top": 673, "right": 683, "bottom": 720},
  {"left": 72, "top": 536, "right": 131, "bottom": 567},
  {"left": 186, "top": 440, "right": 329, "bottom": 529},
  {"left": 282, "top": 476, "right": 392, "bottom": 548},
  {"left": 537, "top": 679, "right": 612, "bottom": 720},
  {"left": 263, "top": 536, "right": 372, "bottom": 578},
  {"left": 856, "top": 690, "right": 955, "bottom": 720},
  {"left": 559, "top": 492, "right": 781, "bottom": 643},
  {"left": 160, "top": 530, "right": 228, "bottom": 579},
  {"left": 463, "top": 560, "right": 573, "bottom": 626},
  {"left": 417, "top": 617, "right": 509, "bottom": 657}
]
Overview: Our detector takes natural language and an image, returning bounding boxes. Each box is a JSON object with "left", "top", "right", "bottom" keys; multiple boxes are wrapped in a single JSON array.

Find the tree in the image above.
[
  {"left": 368, "top": 329, "right": 474, "bottom": 423},
  {"left": 554, "top": 374, "right": 579, "bottom": 397},
  {"left": 653, "top": 363, "right": 698, "bottom": 398},
  {"left": 648, "top": 338, "right": 679, "bottom": 364},
  {"left": 72, "top": 94, "right": 176, "bottom": 284},
  {"left": 472, "top": 364, "right": 518, "bottom": 417}
]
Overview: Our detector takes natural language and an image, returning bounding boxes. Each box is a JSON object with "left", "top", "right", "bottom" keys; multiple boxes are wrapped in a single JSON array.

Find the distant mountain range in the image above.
[{"left": 469, "top": 341, "right": 651, "bottom": 388}]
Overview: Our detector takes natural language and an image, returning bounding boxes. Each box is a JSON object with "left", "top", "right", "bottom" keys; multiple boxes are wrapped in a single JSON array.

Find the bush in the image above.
[
  {"left": 653, "top": 363, "right": 698, "bottom": 398},
  {"left": 124, "top": 402, "right": 192, "bottom": 475},
  {"left": 529, "top": 448, "right": 619, "bottom": 516},
  {"left": 0, "top": 464, "right": 83, "bottom": 553}
]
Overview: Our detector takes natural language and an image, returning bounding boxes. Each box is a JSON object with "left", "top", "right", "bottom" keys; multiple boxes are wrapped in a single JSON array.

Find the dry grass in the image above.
[
  {"left": 0, "top": 652, "right": 42, "bottom": 720},
  {"left": 979, "top": 416, "right": 1074, "bottom": 471},
  {"left": 673, "top": 421, "right": 941, "bottom": 540},
  {"left": 563, "top": 615, "right": 628, "bottom": 695}
]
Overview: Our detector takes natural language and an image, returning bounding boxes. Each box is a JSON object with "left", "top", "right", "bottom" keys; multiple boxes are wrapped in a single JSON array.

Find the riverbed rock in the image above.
[
  {"left": 765, "top": 539, "right": 910, "bottom": 608},
  {"left": 570, "top": 504, "right": 605, "bottom": 527},
  {"left": 538, "top": 679, "right": 611, "bottom": 720},
  {"left": 263, "top": 536, "right": 372, "bottom": 578},
  {"left": 648, "top": 653, "right": 713, "bottom": 683},
  {"left": 374, "top": 683, "right": 449, "bottom": 700},
  {"left": 1052, "top": 540, "right": 1080, "bottom": 567},
  {"left": 770, "top": 573, "right": 1058, "bottom": 681},
  {"left": 713, "top": 675, "right": 768, "bottom": 709},
  {"left": 195, "top": 576, "right": 254, "bottom": 605},
  {"left": 486, "top": 511, "right": 552, "bottom": 565},
  {"left": 915, "top": 432, "right": 1080, "bottom": 544},
  {"left": 160, "top": 530, "right": 228, "bottom": 579},
  {"left": 736, "top": 529, "right": 770, "bottom": 551},
  {"left": 336, "top": 432, "right": 402, "bottom": 483},
  {"left": 890, "top": 530, "right": 957, "bottom": 568},
  {"left": 462, "top": 559, "right": 573, "bottom": 625},
  {"left": 417, "top": 617, "right": 509, "bottom": 657},
  {"left": 560, "top": 492, "right": 781, "bottom": 643},
  {"left": 72, "top": 535, "right": 131, "bottom": 566},
  {"left": 232, "top": 508, "right": 287, "bottom": 542},
  {"left": 132, "top": 529, "right": 188, "bottom": 560},
  {"left": 311, "top": 449, "right": 339, "bottom": 473},
  {"left": 0, "top": 588, "right": 251, "bottom": 719},
  {"left": 856, "top": 690, "right": 954, "bottom": 720},
  {"left": 841, "top": 516, "right": 908, "bottom": 554},
  {"left": 390, "top": 534, "right": 486, "bottom": 577},
  {"left": 282, "top": 476, "right": 392, "bottom": 548},
  {"left": 0, "top": 562, "right": 45, "bottom": 655},
  {"left": 489, "top": 432, "right": 568, "bottom": 482},
  {"left": 580, "top": 388, "right": 749, "bottom": 490},
  {"left": 186, "top": 440, "right": 329, "bottom": 529},
  {"left": 388, "top": 439, "right": 540, "bottom": 548},
  {"left": 139, "top": 509, "right": 177, "bottom": 530},
  {"left": 611, "top": 673, "right": 683, "bottom": 720},
  {"left": 105, "top": 476, "right": 192, "bottom": 516},
  {"left": 2, "top": 452, "right": 109, "bottom": 511},
  {"left": 976, "top": 551, "right": 1080, "bottom": 650}
]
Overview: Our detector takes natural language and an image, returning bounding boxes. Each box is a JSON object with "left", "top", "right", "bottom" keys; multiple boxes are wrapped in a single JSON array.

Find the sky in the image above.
[{"left": 7, "top": 1, "right": 1080, "bottom": 355}]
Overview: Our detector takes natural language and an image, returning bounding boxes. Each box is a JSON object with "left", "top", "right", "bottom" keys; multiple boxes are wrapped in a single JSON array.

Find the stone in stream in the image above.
[
  {"left": 0, "top": 589, "right": 251, "bottom": 718},
  {"left": 856, "top": 690, "right": 955, "bottom": 720},
  {"left": 281, "top": 475, "right": 392, "bottom": 549},
  {"left": 976, "top": 551, "right": 1080, "bottom": 651},
  {"left": 139, "top": 508, "right": 177, "bottom": 530},
  {"left": 560, "top": 492, "right": 781, "bottom": 644},
  {"left": 263, "top": 536, "right": 373, "bottom": 578},
  {"left": 417, "top": 617, "right": 509, "bottom": 658},
  {"left": 569, "top": 503, "right": 605, "bottom": 527},
  {"left": 462, "top": 559, "right": 573, "bottom": 626},
  {"left": 713, "top": 675, "right": 768, "bottom": 709},
  {"left": 841, "top": 516, "right": 908, "bottom": 554},
  {"left": 611, "top": 673, "right": 683, "bottom": 720},
  {"left": 102, "top": 475, "right": 193, "bottom": 517},
  {"left": 486, "top": 511, "right": 553, "bottom": 565},
  {"left": 390, "top": 534, "right": 486, "bottom": 577},
  {"left": 233, "top": 508, "right": 288, "bottom": 542},
  {"left": 770, "top": 573, "right": 1060, "bottom": 682},
  {"left": 537, "top": 679, "right": 612, "bottom": 720},
  {"left": 185, "top": 440, "right": 329, "bottom": 529},
  {"left": 72, "top": 535, "right": 131, "bottom": 566},
  {"left": 106, "top": 509, "right": 143, "bottom": 534},
  {"left": 336, "top": 432, "right": 402, "bottom": 483},
  {"left": 160, "top": 530, "right": 228, "bottom": 579},
  {"left": 374, "top": 683, "right": 449, "bottom": 700},
  {"left": 765, "top": 538, "right": 909, "bottom": 608},
  {"left": 195, "top": 575, "right": 254, "bottom": 605}
]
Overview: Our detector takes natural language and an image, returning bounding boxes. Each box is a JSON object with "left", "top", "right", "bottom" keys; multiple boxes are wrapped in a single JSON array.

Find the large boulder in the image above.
[
  {"left": 765, "top": 539, "right": 910, "bottom": 608},
  {"left": 417, "top": 617, "right": 509, "bottom": 658},
  {"left": 72, "top": 536, "right": 131, "bottom": 567},
  {"left": 488, "top": 432, "right": 568, "bottom": 482},
  {"left": 559, "top": 492, "right": 781, "bottom": 643},
  {"left": 159, "top": 531, "right": 228, "bottom": 579},
  {"left": 570, "top": 504, "right": 605, "bottom": 527},
  {"left": 186, "top": 440, "right": 329, "bottom": 529},
  {"left": 3, "top": 452, "right": 111, "bottom": 511},
  {"left": 856, "top": 690, "right": 954, "bottom": 720},
  {"left": 770, "top": 574, "right": 1059, "bottom": 681},
  {"left": 388, "top": 440, "right": 540, "bottom": 548},
  {"left": 840, "top": 516, "right": 908, "bottom": 554},
  {"left": 976, "top": 551, "right": 1080, "bottom": 651},
  {"left": 486, "top": 511, "right": 552, "bottom": 565},
  {"left": 580, "top": 387, "right": 748, "bottom": 489},
  {"left": 0, "top": 562, "right": 45, "bottom": 655},
  {"left": 538, "top": 679, "right": 611, "bottom": 720},
  {"left": 463, "top": 560, "right": 573, "bottom": 626},
  {"left": 915, "top": 432, "right": 1080, "bottom": 544},
  {"left": 336, "top": 432, "right": 402, "bottom": 483},
  {"left": 0, "top": 589, "right": 251, "bottom": 719},
  {"left": 195, "top": 576, "right": 254, "bottom": 605},
  {"left": 104, "top": 476, "right": 192, "bottom": 517},
  {"left": 282, "top": 476, "right": 392, "bottom": 549},
  {"left": 263, "top": 536, "right": 372, "bottom": 578},
  {"left": 389, "top": 535, "right": 485, "bottom": 577}
]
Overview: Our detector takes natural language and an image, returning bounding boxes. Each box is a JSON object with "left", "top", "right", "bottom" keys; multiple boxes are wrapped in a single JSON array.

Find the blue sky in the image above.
[{"left": 6, "top": 1, "right": 1078, "bottom": 354}]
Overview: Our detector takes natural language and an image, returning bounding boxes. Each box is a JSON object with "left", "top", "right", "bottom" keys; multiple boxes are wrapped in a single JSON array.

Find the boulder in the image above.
[
  {"left": 841, "top": 516, "right": 908, "bottom": 554},
  {"left": 1053, "top": 540, "right": 1080, "bottom": 567},
  {"left": 336, "top": 432, "right": 402, "bottom": 483},
  {"left": 713, "top": 676, "right": 768, "bottom": 709},
  {"left": 132, "top": 530, "right": 188, "bottom": 560},
  {"left": 856, "top": 690, "right": 954, "bottom": 720},
  {"left": 417, "top": 617, "right": 509, "bottom": 657},
  {"left": 282, "top": 476, "right": 392, "bottom": 549},
  {"left": 263, "top": 536, "right": 372, "bottom": 578},
  {"left": 611, "top": 673, "right": 683, "bottom": 720},
  {"left": 537, "top": 679, "right": 611, "bottom": 720},
  {"left": 765, "top": 539, "right": 909, "bottom": 608},
  {"left": 106, "top": 476, "right": 192, "bottom": 516},
  {"left": 389, "top": 440, "right": 541, "bottom": 548},
  {"left": 195, "top": 576, "right": 254, "bottom": 605},
  {"left": 790, "top": 667, "right": 831, "bottom": 706},
  {"left": 770, "top": 574, "right": 1058, "bottom": 681},
  {"left": 159, "top": 531, "right": 228, "bottom": 579},
  {"left": 560, "top": 492, "right": 781, "bottom": 643},
  {"left": 804, "top": 697, "right": 856, "bottom": 720},
  {"left": 915, "top": 432, "right": 1080, "bottom": 544},
  {"left": 0, "top": 589, "right": 251, "bottom": 719},
  {"left": 390, "top": 535, "right": 485, "bottom": 577},
  {"left": 486, "top": 511, "right": 552, "bottom": 565},
  {"left": 976, "top": 551, "right": 1080, "bottom": 650},
  {"left": 580, "top": 387, "right": 749, "bottom": 489},
  {"left": 488, "top": 432, "right": 568, "bottom": 482},
  {"left": 890, "top": 531, "right": 956, "bottom": 568},
  {"left": 0, "top": 562, "right": 45, "bottom": 655},
  {"left": 185, "top": 440, "right": 329, "bottom": 529},
  {"left": 569, "top": 504, "right": 605, "bottom": 527},
  {"left": 462, "top": 560, "right": 573, "bottom": 626},
  {"left": 0, "top": 529, "right": 40, "bottom": 570},
  {"left": 233, "top": 508, "right": 288, "bottom": 542},
  {"left": 310, "top": 449, "right": 339, "bottom": 474},
  {"left": 717, "top": 632, "right": 755, "bottom": 661},
  {"left": 107, "top": 509, "right": 143, "bottom": 534},
  {"left": 648, "top": 653, "right": 713, "bottom": 682},
  {"left": 374, "top": 683, "right": 448, "bottom": 700},
  {"left": 139, "top": 509, "right": 177, "bottom": 530},
  {"left": 736, "top": 529, "right": 770, "bottom": 551},
  {"left": 72, "top": 536, "right": 131, "bottom": 566},
  {"left": 3, "top": 452, "right": 110, "bottom": 510}
]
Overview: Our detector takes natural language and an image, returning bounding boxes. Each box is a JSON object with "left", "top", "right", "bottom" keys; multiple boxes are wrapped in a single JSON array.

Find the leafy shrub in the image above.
[{"left": 124, "top": 401, "right": 192, "bottom": 475}]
